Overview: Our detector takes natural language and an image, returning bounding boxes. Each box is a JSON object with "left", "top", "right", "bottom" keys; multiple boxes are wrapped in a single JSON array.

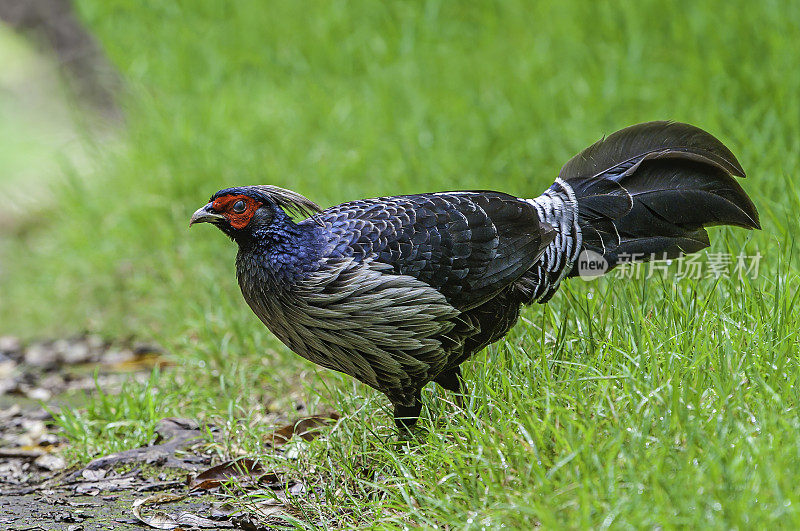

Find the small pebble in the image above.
[
  {"left": 0, "top": 336, "right": 22, "bottom": 354},
  {"left": 26, "top": 387, "right": 52, "bottom": 401},
  {"left": 35, "top": 453, "right": 67, "bottom": 471},
  {"left": 60, "top": 340, "right": 92, "bottom": 364},
  {"left": 24, "top": 342, "right": 58, "bottom": 368},
  {"left": 81, "top": 468, "right": 107, "bottom": 481}
]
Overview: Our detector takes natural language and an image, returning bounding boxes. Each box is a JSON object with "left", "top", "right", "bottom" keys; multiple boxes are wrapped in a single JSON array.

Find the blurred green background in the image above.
[
  {"left": 1, "top": 0, "right": 800, "bottom": 527},
  {"left": 1, "top": 0, "right": 796, "bottom": 336}
]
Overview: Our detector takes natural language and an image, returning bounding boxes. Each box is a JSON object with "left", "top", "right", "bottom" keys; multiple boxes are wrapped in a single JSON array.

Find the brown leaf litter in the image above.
[{"left": 0, "top": 334, "right": 340, "bottom": 529}]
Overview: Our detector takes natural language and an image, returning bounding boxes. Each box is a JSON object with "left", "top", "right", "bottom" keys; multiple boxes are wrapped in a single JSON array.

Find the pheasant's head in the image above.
[{"left": 189, "top": 185, "right": 322, "bottom": 244}]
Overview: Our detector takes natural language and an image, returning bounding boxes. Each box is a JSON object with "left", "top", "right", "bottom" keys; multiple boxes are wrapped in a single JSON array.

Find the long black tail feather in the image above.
[
  {"left": 525, "top": 121, "right": 760, "bottom": 302},
  {"left": 562, "top": 121, "right": 760, "bottom": 271}
]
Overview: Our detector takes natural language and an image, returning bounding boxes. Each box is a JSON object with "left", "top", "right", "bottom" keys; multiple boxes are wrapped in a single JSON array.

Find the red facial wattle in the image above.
[{"left": 211, "top": 194, "right": 263, "bottom": 229}]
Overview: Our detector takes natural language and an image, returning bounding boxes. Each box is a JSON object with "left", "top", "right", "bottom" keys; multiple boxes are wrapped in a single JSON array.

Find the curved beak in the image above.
[{"left": 189, "top": 203, "right": 226, "bottom": 227}]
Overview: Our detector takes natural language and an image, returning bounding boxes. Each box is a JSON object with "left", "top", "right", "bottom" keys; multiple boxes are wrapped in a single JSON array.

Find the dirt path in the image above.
[
  {"left": 0, "top": 335, "right": 337, "bottom": 529},
  {"left": 0, "top": 337, "right": 221, "bottom": 530},
  {"left": 2, "top": 491, "right": 222, "bottom": 530}
]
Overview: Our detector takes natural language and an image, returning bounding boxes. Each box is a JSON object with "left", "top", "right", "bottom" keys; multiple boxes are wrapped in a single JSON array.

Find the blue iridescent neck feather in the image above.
[{"left": 237, "top": 210, "right": 325, "bottom": 284}]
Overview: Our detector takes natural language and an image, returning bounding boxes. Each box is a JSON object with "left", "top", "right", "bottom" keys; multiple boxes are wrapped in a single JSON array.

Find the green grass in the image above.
[{"left": 1, "top": 0, "right": 800, "bottom": 527}]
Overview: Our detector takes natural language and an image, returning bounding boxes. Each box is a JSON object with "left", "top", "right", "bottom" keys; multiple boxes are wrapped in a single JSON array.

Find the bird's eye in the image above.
[{"left": 232, "top": 200, "right": 246, "bottom": 213}]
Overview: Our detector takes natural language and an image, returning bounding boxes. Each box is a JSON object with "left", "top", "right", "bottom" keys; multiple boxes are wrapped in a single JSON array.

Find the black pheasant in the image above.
[{"left": 190, "top": 122, "right": 760, "bottom": 429}]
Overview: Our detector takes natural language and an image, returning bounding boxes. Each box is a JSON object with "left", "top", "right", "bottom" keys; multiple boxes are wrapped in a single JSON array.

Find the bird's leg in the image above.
[
  {"left": 393, "top": 390, "right": 422, "bottom": 432},
  {"left": 434, "top": 367, "right": 465, "bottom": 408}
]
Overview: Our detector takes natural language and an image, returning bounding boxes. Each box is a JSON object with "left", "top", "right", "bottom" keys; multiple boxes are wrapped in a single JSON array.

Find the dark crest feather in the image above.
[
  {"left": 213, "top": 185, "right": 323, "bottom": 222},
  {"left": 248, "top": 185, "right": 323, "bottom": 221}
]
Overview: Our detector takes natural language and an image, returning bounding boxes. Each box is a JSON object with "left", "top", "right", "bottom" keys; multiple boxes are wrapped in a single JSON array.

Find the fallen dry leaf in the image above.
[
  {"left": 110, "top": 351, "right": 173, "bottom": 372},
  {"left": 253, "top": 503, "right": 289, "bottom": 519},
  {"left": 67, "top": 418, "right": 212, "bottom": 481},
  {"left": 189, "top": 458, "right": 278, "bottom": 492},
  {"left": 132, "top": 492, "right": 234, "bottom": 529},
  {"left": 265, "top": 412, "right": 340, "bottom": 447},
  {"left": 75, "top": 476, "right": 136, "bottom": 495}
]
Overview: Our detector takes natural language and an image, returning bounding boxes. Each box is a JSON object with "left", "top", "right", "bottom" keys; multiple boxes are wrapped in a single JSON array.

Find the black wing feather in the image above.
[{"left": 316, "top": 192, "right": 555, "bottom": 311}]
